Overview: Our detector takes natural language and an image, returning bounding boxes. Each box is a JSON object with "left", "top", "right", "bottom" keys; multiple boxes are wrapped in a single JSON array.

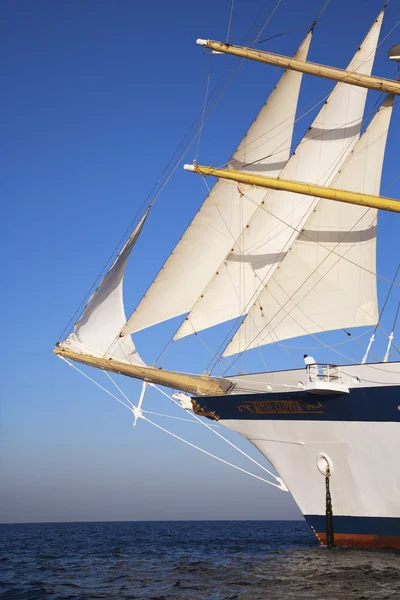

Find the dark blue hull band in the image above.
[
  {"left": 194, "top": 386, "right": 400, "bottom": 422},
  {"left": 305, "top": 515, "right": 400, "bottom": 536}
]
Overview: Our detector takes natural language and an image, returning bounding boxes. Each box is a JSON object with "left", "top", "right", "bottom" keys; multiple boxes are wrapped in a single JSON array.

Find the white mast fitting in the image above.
[
  {"left": 121, "top": 32, "right": 313, "bottom": 337},
  {"left": 175, "top": 13, "right": 384, "bottom": 341}
]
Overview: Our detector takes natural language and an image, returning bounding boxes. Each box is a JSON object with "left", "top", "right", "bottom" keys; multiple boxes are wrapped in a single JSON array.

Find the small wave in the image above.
[{"left": 1, "top": 522, "right": 399, "bottom": 600}]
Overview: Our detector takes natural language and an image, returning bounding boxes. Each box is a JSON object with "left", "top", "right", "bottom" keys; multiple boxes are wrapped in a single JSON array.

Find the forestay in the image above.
[
  {"left": 223, "top": 94, "right": 393, "bottom": 356},
  {"left": 174, "top": 12, "right": 384, "bottom": 341},
  {"left": 122, "top": 32, "right": 312, "bottom": 336}
]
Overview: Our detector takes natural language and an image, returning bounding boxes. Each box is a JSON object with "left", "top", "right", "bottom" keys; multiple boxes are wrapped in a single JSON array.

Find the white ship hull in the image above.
[{"left": 194, "top": 362, "right": 400, "bottom": 548}]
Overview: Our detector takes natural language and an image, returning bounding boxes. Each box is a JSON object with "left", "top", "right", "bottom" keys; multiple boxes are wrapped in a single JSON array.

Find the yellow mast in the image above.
[
  {"left": 184, "top": 164, "right": 400, "bottom": 214},
  {"left": 53, "top": 345, "right": 230, "bottom": 396},
  {"left": 196, "top": 39, "right": 400, "bottom": 96}
]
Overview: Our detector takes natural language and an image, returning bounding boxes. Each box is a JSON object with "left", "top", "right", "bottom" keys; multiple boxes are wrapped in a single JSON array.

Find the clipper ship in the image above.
[{"left": 55, "top": 3, "right": 400, "bottom": 548}]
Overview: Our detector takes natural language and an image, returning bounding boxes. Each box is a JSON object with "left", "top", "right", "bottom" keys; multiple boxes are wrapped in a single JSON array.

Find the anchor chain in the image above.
[{"left": 325, "top": 464, "right": 335, "bottom": 548}]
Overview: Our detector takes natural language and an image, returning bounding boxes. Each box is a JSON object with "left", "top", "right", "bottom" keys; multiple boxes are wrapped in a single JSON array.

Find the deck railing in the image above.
[{"left": 306, "top": 363, "right": 341, "bottom": 384}]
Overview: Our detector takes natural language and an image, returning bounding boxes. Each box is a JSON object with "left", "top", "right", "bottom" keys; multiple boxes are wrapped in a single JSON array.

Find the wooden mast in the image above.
[
  {"left": 184, "top": 164, "right": 400, "bottom": 214},
  {"left": 54, "top": 345, "right": 231, "bottom": 396},
  {"left": 196, "top": 39, "right": 400, "bottom": 96}
]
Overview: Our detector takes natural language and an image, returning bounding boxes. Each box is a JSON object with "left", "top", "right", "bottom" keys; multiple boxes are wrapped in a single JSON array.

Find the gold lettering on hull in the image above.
[{"left": 237, "top": 399, "right": 324, "bottom": 415}]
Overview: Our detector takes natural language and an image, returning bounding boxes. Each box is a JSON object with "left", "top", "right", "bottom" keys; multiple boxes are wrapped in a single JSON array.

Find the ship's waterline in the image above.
[{"left": 305, "top": 515, "right": 400, "bottom": 549}]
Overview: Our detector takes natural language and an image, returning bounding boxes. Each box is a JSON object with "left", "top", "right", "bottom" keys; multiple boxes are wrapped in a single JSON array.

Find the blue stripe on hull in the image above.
[
  {"left": 305, "top": 515, "right": 400, "bottom": 536},
  {"left": 194, "top": 386, "right": 400, "bottom": 422}
]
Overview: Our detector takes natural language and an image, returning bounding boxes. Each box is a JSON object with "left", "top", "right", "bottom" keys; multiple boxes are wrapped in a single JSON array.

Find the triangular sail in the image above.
[
  {"left": 122, "top": 32, "right": 312, "bottom": 336},
  {"left": 60, "top": 211, "right": 149, "bottom": 365},
  {"left": 174, "top": 13, "right": 384, "bottom": 341},
  {"left": 223, "top": 95, "right": 394, "bottom": 356}
]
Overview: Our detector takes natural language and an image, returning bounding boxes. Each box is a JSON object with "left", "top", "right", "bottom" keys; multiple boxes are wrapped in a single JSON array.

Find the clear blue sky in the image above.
[{"left": 1, "top": 0, "right": 400, "bottom": 523}]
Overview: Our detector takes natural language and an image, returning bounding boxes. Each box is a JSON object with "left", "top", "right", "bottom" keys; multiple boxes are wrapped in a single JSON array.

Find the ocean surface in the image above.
[{"left": 1, "top": 520, "right": 399, "bottom": 600}]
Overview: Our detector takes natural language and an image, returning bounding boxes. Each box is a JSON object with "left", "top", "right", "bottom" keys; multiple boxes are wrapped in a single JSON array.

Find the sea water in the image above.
[{"left": 1, "top": 521, "right": 399, "bottom": 599}]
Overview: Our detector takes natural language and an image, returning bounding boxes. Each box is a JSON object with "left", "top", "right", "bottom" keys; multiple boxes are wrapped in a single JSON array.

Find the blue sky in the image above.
[{"left": 1, "top": 0, "right": 400, "bottom": 523}]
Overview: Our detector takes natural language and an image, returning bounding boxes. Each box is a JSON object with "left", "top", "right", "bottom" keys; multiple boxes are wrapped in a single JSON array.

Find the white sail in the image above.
[
  {"left": 60, "top": 212, "right": 149, "bottom": 365},
  {"left": 174, "top": 13, "right": 384, "bottom": 341},
  {"left": 223, "top": 94, "right": 393, "bottom": 356},
  {"left": 122, "top": 32, "right": 312, "bottom": 336}
]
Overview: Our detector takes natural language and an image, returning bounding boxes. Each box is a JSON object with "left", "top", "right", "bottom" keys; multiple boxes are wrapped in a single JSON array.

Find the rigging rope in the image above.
[
  {"left": 257, "top": 0, "right": 367, "bottom": 44},
  {"left": 374, "top": 264, "right": 400, "bottom": 336},
  {"left": 219, "top": 207, "right": 376, "bottom": 374},
  {"left": 205, "top": 128, "right": 400, "bottom": 373},
  {"left": 104, "top": 371, "right": 135, "bottom": 409},
  {"left": 282, "top": 327, "right": 374, "bottom": 350},
  {"left": 57, "top": 0, "right": 282, "bottom": 343},
  {"left": 226, "top": 0, "right": 235, "bottom": 43},
  {"left": 103, "top": 0, "right": 290, "bottom": 364},
  {"left": 312, "top": 0, "right": 332, "bottom": 29},
  {"left": 391, "top": 302, "right": 400, "bottom": 336},
  {"left": 378, "top": 322, "right": 400, "bottom": 356},
  {"left": 363, "top": 264, "right": 400, "bottom": 363},
  {"left": 181, "top": 53, "right": 400, "bottom": 372},
  {"left": 141, "top": 415, "right": 287, "bottom": 490},
  {"left": 205, "top": 173, "right": 366, "bottom": 374},
  {"left": 195, "top": 55, "right": 213, "bottom": 162},
  {"left": 58, "top": 357, "right": 133, "bottom": 412},
  {"left": 384, "top": 302, "right": 400, "bottom": 362},
  {"left": 151, "top": 378, "right": 303, "bottom": 444},
  {"left": 182, "top": 397, "right": 281, "bottom": 479},
  {"left": 140, "top": 409, "right": 221, "bottom": 425},
  {"left": 166, "top": 104, "right": 371, "bottom": 370},
  {"left": 255, "top": 0, "right": 283, "bottom": 43},
  {"left": 217, "top": 9, "right": 400, "bottom": 171},
  {"left": 58, "top": 355, "right": 288, "bottom": 490}
]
